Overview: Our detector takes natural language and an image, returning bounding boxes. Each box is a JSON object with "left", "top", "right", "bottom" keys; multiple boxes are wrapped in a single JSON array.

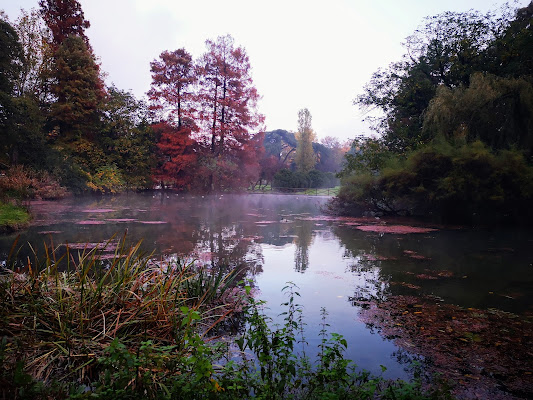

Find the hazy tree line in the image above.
[
  {"left": 335, "top": 2, "right": 533, "bottom": 224},
  {"left": 257, "top": 113, "right": 349, "bottom": 190},
  {"left": 0, "top": 2, "right": 154, "bottom": 196},
  {"left": 0, "top": 1, "right": 348, "bottom": 199}
]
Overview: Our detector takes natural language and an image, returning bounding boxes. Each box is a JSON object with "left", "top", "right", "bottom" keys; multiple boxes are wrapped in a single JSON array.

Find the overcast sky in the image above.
[{"left": 2, "top": 0, "right": 530, "bottom": 142}]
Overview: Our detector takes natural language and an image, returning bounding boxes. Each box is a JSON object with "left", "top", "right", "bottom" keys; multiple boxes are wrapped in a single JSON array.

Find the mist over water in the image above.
[{"left": 1, "top": 192, "right": 532, "bottom": 381}]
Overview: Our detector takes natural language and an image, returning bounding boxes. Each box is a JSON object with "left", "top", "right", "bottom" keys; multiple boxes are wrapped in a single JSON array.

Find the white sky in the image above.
[{"left": 2, "top": 0, "right": 530, "bottom": 141}]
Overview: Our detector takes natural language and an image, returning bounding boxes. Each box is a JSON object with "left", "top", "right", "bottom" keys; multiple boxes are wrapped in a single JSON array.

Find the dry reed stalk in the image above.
[{"left": 0, "top": 238, "right": 241, "bottom": 385}]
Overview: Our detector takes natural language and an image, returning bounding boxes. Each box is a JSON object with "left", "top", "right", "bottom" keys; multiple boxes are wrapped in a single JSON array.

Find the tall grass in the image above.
[{"left": 0, "top": 235, "right": 239, "bottom": 397}]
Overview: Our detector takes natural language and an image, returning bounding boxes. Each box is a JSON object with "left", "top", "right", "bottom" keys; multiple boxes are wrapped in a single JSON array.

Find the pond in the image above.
[{"left": 1, "top": 192, "right": 532, "bottom": 398}]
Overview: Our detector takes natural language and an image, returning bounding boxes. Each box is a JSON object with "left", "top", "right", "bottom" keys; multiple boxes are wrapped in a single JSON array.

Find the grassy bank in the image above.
[
  {"left": 0, "top": 240, "right": 451, "bottom": 399},
  {"left": 248, "top": 186, "right": 340, "bottom": 196},
  {"left": 0, "top": 202, "right": 31, "bottom": 231}
]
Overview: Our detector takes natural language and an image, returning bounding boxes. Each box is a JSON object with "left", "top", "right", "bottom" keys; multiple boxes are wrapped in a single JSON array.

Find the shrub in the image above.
[
  {"left": 274, "top": 169, "right": 338, "bottom": 190},
  {"left": 87, "top": 164, "right": 126, "bottom": 193},
  {"left": 334, "top": 140, "right": 533, "bottom": 223},
  {"left": 0, "top": 165, "right": 68, "bottom": 201}
]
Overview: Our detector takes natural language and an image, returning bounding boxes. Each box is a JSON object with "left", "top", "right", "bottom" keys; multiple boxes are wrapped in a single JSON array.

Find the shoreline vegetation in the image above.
[
  {"left": 1, "top": 0, "right": 531, "bottom": 397},
  {"left": 0, "top": 239, "right": 452, "bottom": 399},
  {"left": 2, "top": 2, "right": 532, "bottom": 227},
  {"left": 331, "top": 3, "right": 533, "bottom": 226},
  {"left": 0, "top": 202, "right": 31, "bottom": 233}
]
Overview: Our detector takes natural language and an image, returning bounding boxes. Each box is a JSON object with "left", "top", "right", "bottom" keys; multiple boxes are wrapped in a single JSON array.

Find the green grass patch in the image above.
[
  {"left": 0, "top": 202, "right": 31, "bottom": 230},
  {"left": 301, "top": 186, "right": 340, "bottom": 196},
  {"left": 249, "top": 186, "right": 340, "bottom": 196}
]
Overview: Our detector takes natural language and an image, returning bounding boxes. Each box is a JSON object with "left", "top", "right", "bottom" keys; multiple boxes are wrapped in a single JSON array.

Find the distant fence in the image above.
[{"left": 248, "top": 186, "right": 339, "bottom": 196}]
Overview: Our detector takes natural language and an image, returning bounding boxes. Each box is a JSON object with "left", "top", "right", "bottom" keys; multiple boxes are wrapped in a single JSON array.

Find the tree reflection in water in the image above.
[
  {"left": 293, "top": 219, "right": 314, "bottom": 273},
  {"left": 2, "top": 193, "right": 532, "bottom": 397}
]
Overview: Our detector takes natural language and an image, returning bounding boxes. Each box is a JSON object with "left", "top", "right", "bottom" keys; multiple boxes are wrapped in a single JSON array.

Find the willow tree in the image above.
[
  {"left": 355, "top": 7, "right": 511, "bottom": 153},
  {"left": 423, "top": 72, "right": 533, "bottom": 155},
  {"left": 295, "top": 108, "right": 316, "bottom": 173}
]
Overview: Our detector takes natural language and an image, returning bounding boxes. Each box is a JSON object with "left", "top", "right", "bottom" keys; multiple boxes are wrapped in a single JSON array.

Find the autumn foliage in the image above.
[
  {"left": 39, "top": 0, "right": 90, "bottom": 50},
  {"left": 152, "top": 122, "right": 197, "bottom": 189},
  {"left": 149, "top": 35, "right": 264, "bottom": 192}
]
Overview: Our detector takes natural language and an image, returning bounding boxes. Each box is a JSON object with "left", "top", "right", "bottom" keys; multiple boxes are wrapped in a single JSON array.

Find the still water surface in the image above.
[{"left": 1, "top": 192, "right": 532, "bottom": 381}]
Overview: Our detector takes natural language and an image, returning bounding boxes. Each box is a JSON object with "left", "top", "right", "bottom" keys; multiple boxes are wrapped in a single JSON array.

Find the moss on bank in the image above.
[{"left": 0, "top": 202, "right": 31, "bottom": 232}]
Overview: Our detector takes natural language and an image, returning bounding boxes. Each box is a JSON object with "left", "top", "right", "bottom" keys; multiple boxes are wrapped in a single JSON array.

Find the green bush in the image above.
[
  {"left": 335, "top": 140, "right": 533, "bottom": 223},
  {"left": 273, "top": 169, "right": 338, "bottom": 190}
]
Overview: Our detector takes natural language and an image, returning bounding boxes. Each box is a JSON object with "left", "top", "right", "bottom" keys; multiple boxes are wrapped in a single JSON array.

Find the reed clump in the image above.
[{"left": 0, "top": 237, "right": 239, "bottom": 398}]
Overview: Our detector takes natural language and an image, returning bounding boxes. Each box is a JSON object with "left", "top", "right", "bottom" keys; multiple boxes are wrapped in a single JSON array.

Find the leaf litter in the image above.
[{"left": 356, "top": 295, "right": 533, "bottom": 399}]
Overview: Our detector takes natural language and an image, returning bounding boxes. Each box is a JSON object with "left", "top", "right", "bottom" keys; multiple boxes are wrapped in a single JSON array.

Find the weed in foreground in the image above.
[
  {"left": 0, "top": 236, "right": 239, "bottom": 398},
  {"left": 0, "top": 242, "right": 451, "bottom": 399}
]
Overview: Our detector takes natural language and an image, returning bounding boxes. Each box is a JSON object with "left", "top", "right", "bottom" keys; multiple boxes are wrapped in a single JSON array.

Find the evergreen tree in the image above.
[
  {"left": 0, "top": 19, "right": 23, "bottom": 165},
  {"left": 50, "top": 35, "right": 104, "bottom": 141}
]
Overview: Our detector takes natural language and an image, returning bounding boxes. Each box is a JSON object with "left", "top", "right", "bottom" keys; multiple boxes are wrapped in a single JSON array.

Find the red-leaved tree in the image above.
[
  {"left": 39, "top": 0, "right": 90, "bottom": 51},
  {"left": 149, "top": 49, "right": 198, "bottom": 188},
  {"left": 195, "top": 35, "right": 264, "bottom": 192},
  {"left": 148, "top": 49, "right": 196, "bottom": 129},
  {"left": 151, "top": 122, "right": 197, "bottom": 189}
]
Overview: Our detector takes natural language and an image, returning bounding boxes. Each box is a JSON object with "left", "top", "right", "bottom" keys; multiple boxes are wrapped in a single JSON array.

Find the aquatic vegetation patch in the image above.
[
  {"left": 240, "top": 235, "right": 264, "bottom": 242},
  {"left": 357, "top": 295, "right": 533, "bottom": 399},
  {"left": 298, "top": 215, "right": 376, "bottom": 223},
  {"left": 62, "top": 242, "right": 118, "bottom": 251},
  {"left": 390, "top": 281, "right": 422, "bottom": 290},
  {"left": 314, "top": 270, "right": 344, "bottom": 280},
  {"left": 414, "top": 269, "right": 455, "bottom": 280},
  {"left": 363, "top": 253, "right": 397, "bottom": 261},
  {"left": 404, "top": 250, "right": 431, "bottom": 260}
]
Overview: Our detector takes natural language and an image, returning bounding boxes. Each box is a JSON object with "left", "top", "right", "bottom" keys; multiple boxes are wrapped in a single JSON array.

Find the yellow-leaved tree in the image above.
[{"left": 295, "top": 108, "right": 316, "bottom": 173}]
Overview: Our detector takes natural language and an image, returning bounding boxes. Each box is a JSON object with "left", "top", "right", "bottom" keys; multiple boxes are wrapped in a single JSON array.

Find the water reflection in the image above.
[
  {"left": 293, "top": 220, "right": 314, "bottom": 273},
  {"left": 1, "top": 192, "right": 532, "bottom": 387}
]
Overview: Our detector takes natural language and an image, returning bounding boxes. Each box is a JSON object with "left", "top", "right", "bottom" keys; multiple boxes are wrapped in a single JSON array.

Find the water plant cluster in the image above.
[{"left": 0, "top": 237, "right": 453, "bottom": 399}]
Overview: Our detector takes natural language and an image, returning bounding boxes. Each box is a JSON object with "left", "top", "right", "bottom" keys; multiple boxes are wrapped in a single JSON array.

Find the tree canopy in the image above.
[{"left": 337, "top": 2, "right": 533, "bottom": 224}]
